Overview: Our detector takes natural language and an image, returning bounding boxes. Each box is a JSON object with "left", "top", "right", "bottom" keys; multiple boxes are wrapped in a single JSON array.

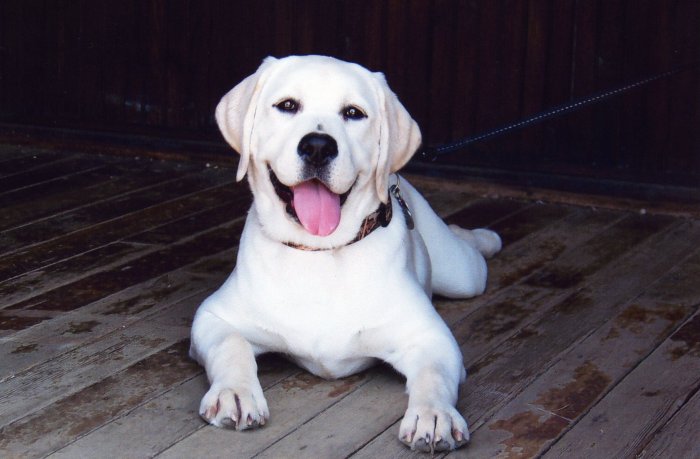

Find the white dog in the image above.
[{"left": 190, "top": 55, "right": 501, "bottom": 452}]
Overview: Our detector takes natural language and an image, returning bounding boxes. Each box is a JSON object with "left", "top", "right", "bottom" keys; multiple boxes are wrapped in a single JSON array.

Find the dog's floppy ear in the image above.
[
  {"left": 216, "top": 56, "right": 278, "bottom": 181},
  {"left": 373, "top": 72, "right": 422, "bottom": 203}
]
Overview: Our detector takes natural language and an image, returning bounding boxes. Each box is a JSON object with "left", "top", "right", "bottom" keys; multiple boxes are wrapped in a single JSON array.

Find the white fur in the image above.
[{"left": 191, "top": 55, "right": 501, "bottom": 452}]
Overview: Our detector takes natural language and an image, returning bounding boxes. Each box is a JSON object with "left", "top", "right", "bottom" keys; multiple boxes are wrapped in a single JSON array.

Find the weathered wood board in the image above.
[{"left": 0, "top": 147, "right": 698, "bottom": 459}]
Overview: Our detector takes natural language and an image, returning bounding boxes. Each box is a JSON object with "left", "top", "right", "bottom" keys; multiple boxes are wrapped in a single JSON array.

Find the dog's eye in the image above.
[
  {"left": 274, "top": 99, "right": 300, "bottom": 114},
  {"left": 342, "top": 105, "right": 367, "bottom": 121}
]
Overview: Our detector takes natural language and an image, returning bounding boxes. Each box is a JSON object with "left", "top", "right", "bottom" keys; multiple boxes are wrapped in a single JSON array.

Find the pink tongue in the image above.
[{"left": 292, "top": 180, "right": 341, "bottom": 236}]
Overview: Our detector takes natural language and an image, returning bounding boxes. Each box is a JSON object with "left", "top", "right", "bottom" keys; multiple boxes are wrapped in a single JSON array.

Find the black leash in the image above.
[{"left": 417, "top": 61, "right": 700, "bottom": 162}]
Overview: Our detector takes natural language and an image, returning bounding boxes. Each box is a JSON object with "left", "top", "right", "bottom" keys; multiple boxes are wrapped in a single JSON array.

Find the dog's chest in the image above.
[
  {"left": 228, "top": 213, "right": 426, "bottom": 377},
  {"left": 249, "top": 293, "right": 380, "bottom": 378},
  {"left": 239, "top": 248, "right": 397, "bottom": 369}
]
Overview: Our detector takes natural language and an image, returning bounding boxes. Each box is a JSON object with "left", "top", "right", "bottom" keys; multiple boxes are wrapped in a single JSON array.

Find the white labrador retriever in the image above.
[{"left": 190, "top": 55, "right": 501, "bottom": 452}]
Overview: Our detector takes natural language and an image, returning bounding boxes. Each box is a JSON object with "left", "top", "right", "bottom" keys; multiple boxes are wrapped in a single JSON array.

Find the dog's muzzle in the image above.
[
  {"left": 269, "top": 168, "right": 351, "bottom": 237},
  {"left": 266, "top": 133, "right": 354, "bottom": 237}
]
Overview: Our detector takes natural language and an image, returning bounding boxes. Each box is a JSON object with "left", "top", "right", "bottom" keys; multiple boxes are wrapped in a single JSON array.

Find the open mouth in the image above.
[{"left": 269, "top": 169, "right": 351, "bottom": 237}]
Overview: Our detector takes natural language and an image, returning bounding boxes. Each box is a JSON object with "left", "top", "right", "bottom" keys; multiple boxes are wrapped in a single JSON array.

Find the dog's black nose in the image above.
[{"left": 297, "top": 133, "right": 338, "bottom": 167}]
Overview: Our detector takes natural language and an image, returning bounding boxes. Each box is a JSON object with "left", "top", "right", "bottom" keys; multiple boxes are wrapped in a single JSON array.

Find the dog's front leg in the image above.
[
  {"left": 190, "top": 310, "right": 269, "bottom": 430},
  {"left": 389, "top": 333, "right": 469, "bottom": 452}
]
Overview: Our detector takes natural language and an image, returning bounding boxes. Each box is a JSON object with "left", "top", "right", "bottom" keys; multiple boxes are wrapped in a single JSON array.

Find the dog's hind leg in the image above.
[
  {"left": 448, "top": 225, "right": 502, "bottom": 259},
  {"left": 190, "top": 308, "right": 269, "bottom": 430},
  {"left": 398, "top": 177, "right": 501, "bottom": 298}
]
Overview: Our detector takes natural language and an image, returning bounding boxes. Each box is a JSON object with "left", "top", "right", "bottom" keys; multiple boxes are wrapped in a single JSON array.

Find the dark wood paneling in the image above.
[{"left": 0, "top": 0, "right": 698, "bottom": 190}]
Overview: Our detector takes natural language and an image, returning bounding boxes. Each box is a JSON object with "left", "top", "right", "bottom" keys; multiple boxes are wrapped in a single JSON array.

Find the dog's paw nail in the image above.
[
  {"left": 221, "top": 417, "right": 238, "bottom": 429},
  {"left": 202, "top": 407, "right": 216, "bottom": 420},
  {"left": 452, "top": 429, "right": 463, "bottom": 442},
  {"left": 247, "top": 414, "right": 254, "bottom": 426}
]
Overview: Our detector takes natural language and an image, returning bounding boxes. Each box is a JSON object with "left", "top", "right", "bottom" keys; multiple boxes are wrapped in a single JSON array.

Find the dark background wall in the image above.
[{"left": 1, "top": 0, "right": 698, "bottom": 196}]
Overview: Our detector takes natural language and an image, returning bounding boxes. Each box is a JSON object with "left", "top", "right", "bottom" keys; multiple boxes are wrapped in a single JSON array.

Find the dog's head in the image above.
[{"left": 216, "top": 55, "right": 421, "bottom": 248}]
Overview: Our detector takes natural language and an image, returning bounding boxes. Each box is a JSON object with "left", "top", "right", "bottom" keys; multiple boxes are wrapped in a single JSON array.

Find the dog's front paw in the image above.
[
  {"left": 199, "top": 385, "right": 269, "bottom": 430},
  {"left": 399, "top": 404, "right": 469, "bottom": 452}
]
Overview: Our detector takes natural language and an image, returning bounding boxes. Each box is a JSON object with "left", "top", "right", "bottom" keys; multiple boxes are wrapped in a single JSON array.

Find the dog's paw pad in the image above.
[
  {"left": 199, "top": 386, "right": 269, "bottom": 431},
  {"left": 399, "top": 405, "right": 469, "bottom": 452}
]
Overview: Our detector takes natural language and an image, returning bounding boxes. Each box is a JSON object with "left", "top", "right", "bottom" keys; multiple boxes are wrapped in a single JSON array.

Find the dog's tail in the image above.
[{"left": 448, "top": 225, "right": 502, "bottom": 259}]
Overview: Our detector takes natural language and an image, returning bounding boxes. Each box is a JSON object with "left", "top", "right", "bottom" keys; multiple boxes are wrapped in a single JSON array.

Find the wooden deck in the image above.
[{"left": 1, "top": 146, "right": 699, "bottom": 459}]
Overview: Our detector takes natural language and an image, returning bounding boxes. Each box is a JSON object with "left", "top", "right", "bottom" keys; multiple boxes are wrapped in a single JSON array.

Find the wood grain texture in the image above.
[{"left": 0, "top": 150, "right": 698, "bottom": 458}]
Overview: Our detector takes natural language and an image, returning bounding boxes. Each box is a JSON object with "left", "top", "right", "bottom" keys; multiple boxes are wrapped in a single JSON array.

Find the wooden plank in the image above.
[
  {"left": 0, "top": 283, "right": 197, "bottom": 372},
  {"left": 99, "top": 1, "right": 127, "bottom": 123},
  {"left": 350, "top": 218, "right": 698, "bottom": 458},
  {"left": 0, "top": 158, "right": 198, "bottom": 231},
  {"left": 540, "top": 0, "right": 576, "bottom": 167},
  {"left": 125, "top": 201, "right": 244, "bottom": 245},
  {"left": 667, "top": 1, "right": 700, "bottom": 179},
  {"left": 446, "top": 199, "right": 532, "bottom": 232},
  {"left": 417, "top": 188, "right": 481, "bottom": 218},
  {"left": 591, "top": 0, "right": 625, "bottom": 168},
  {"left": 0, "top": 242, "right": 153, "bottom": 307},
  {"left": 0, "top": 164, "right": 119, "bottom": 229},
  {"left": 394, "top": 0, "right": 431, "bottom": 133},
  {"left": 567, "top": 0, "right": 597, "bottom": 164},
  {"left": 158, "top": 366, "right": 372, "bottom": 459},
  {"left": 0, "top": 265, "right": 213, "bottom": 381},
  {"left": 522, "top": 213, "right": 676, "bottom": 289},
  {"left": 543, "top": 307, "right": 700, "bottom": 458},
  {"left": 0, "top": 154, "right": 110, "bottom": 194},
  {"left": 77, "top": 1, "right": 107, "bottom": 123},
  {"left": 253, "top": 369, "right": 403, "bottom": 459},
  {"left": 0, "top": 340, "right": 200, "bottom": 458},
  {"left": 438, "top": 207, "right": 621, "bottom": 328},
  {"left": 0, "top": 218, "right": 245, "bottom": 365},
  {"left": 466, "top": 247, "right": 700, "bottom": 458},
  {"left": 518, "top": 0, "right": 550, "bottom": 164},
  {"left": 441, "top": 210, "right": 663, "bottom": 332},
  {"left": 0, "top": 184, "right": 245, "bottom": 307},
  {"left": 47, "top": 362, "right": 298, "bottom": 459},
  {"left": 458, "top": 220, "right": 698, "bottom": 413},
  {"left": 0, "top": 148, "right": 63, "bottom": 177},
  {"left": 426, "top": 0, "right": 458, "bottom": 143},
  {"left": 448, "top": 0, "right": 479, "bottom": 142},
  {"left": 0, "top": 167, "right": 229, "bottom": 255},
  {"left": 480, "top": 207, "right": 620, "bottom": 291},
  {"left": 0, "top": 311, "right": 192, "bottom": 428},
  {"left": 1, "top": 289, "right": 285, "bottom": 435},
  {"left": 486, "top": 202, "right": 572, "bottom": 246},
  {"left": 5, "top": 220, "right": 244, "bottom": 314},
  {"left": 636, "top": 386, "right": 700, "bottom": 458},
  {"left": 0, "top": 178, "right": 244, "bottom": 282}
]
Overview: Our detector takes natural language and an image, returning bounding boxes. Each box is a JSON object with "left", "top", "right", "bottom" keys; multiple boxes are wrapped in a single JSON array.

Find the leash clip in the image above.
[{"left": 389, "top": 178, "right": 415, "bottom": 230}]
